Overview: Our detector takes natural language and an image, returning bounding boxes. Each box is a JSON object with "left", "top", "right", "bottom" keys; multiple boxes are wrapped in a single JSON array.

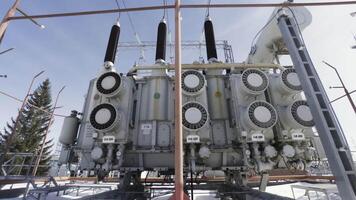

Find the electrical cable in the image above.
[
  {"left": 205, "top": 0, "right": 212, "bottom": 17},
  {"left": 121, "top": 0, "right": 138, "bottom": 35},
  {"left": 114, "top": 0, "right": 121, "bottom": 19},
  {"left": 121, "top": 0, "right": 144, "bottom": 63},
  {"left": 163, "top": 0, "right": 167, "bottom": 20}
]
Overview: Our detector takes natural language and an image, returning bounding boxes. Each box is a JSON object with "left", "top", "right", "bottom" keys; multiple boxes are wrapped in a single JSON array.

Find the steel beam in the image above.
[{"left": 277, "top": 11, "right": 356, "bottom": 199}]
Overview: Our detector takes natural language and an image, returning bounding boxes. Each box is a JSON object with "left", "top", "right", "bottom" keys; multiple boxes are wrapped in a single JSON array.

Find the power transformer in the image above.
[{"left": 58, "top": 7, "right": 325, "bottom": 185}]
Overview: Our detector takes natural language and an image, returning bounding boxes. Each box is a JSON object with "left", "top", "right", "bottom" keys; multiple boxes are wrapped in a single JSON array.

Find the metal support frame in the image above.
[
  {"left": 32, "top": 86, "right": 65, "bottom": 176},
  {"left": 0, "top": 153, "right": 43, "bottom": 176},
  {"left": 118, "top": 40, "right": 234, "bottom": 64},
  {"left": 0, "top": 0, "right": 21, "bottom": 45},
  {"left": 0, "top": 71, "right": 44, "bottom": 175},
  {"left": 259, "top": 173, "right": 269, "bottom": 192},
  {"left": 223, "top": 40, "right": 234, "bottom": 63},
  {"left": 277, "top": 11, "right": 356, "bottom": 199}
]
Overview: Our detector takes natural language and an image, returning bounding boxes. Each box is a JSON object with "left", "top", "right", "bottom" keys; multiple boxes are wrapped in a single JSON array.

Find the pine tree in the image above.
[{"left": 0, "top": 79, "right": 54, "bottom": 176}]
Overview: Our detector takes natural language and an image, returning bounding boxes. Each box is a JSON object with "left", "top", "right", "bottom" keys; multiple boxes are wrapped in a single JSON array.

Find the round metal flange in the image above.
[
  {"left": 182, "top": 70, "right": 205, "bottom": 95},
  {"left": 96, "top": 72, "right": 122, "bottom": 96},
  {"left": 290, "top": 100, "right": 314, "bottom": 127},
  {"left": 247, "top": 101, "right": 277, "bottom": 129},
  {"left": 281, "top": 68, "right": 302, "bottom": 91},
  {"left": 182, "top": 102, "right": 209, "bottom": 130},
  {"left": 241, "top": 69, "right": 269, "bottom": 94},
  {"left": 90, "top": 103, "right": 118, "bottom": 131}
]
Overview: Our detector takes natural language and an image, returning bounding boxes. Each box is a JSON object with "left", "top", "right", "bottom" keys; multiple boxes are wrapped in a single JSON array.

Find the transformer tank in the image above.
[{"left": 58, "top": 7, "right": 328, "bottom": 193}]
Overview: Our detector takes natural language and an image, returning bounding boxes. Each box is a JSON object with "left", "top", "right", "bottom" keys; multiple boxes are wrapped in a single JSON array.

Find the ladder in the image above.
[{"left": 277, "top": 10, "right": 356, "bottom": 200}]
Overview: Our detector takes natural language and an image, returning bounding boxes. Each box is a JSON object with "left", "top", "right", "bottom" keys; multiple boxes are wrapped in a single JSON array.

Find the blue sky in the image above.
[{"left": 1, "top": 0, "right": 356, "bottom": 152}]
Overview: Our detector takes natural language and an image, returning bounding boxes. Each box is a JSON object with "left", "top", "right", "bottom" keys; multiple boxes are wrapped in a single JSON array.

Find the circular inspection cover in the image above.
[
  {"left": 281, "top": 68, "right": 302, "bottom": 91},
  {"left": 254, "top": 106, "right": 272, "bottom": 123},
  {"left": 185, "top": 107, "right": 202, "bottom": 124},
  {"left": 247, "top": 73, "right": 264, "bottom": 88},
  {"left": 182, "top": 102, "right": 208, "bottom": 130},
  {"left": 95, "top": 108, "right": 111, "bottom": 124},
  {"left": 101, "top": 76, "right": 116, "bottom": 90},
  {"left": 241, "top": 69, "right": 268, "bottom": 93},
  {"left": 248, "top": 101, "right": 277, "bottom": 129},
  {"left": 184, "top": 74, "right": 200, "bottom": 89},
  {"left": 291, "top": 100, "right": 314, "bottom": 127},
  {"left": 90, "top": 103, "right": 117, "bottom": 131},
  {"left": 182, "top": 70, "right": 205, "bottom": 94},
  {"left": 96, "top": 72, "right": 121, "bottom": 95}
]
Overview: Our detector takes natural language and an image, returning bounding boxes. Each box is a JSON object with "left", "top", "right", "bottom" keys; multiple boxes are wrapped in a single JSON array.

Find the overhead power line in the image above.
[
  {"left": 8, "top": 1, "right": 356, "bottom": 21},
  {"left": 114, "top": 0, "right": 121, "bottom": 19},
  {"left": 121, "top": 0, "right": 138, "bottom": 35}
]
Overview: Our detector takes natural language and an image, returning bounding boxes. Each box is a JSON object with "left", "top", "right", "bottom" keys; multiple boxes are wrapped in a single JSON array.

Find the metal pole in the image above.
[
  {"left": 174, "top": 0, "right": 184, "bottom": 199},
  {"left": 7, "top": 1, "right": 356, "bottom": 21},
  {"left": 0, "top": 70, "right": 44, "bottom": 175},
  {"left": 0, "top": 0, "right": 21, "bottom": 45},
  {"left": 32, "top": 86, "right": 65, "bottom": 176},
  {"left": 323, "top": 61, "right": 356, "bottom": 114}
]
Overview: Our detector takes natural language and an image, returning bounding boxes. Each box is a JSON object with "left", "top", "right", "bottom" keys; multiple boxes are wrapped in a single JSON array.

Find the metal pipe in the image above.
[
  {"left": 155, "top": 19, "right": 167, "bottom": 62},
  {"left": 174, "top": 0, "right": 184, "bottom": 199},
  {"left": 7, "top": 2, "right": 356, "bottom": 21},
  {"left": 323, "top": 61, "right": 356, "bottom": 115},
  {"left": 128, "top": 63, "right": 281, "bottom": 73},
  {"left": 0, "top": 70, "right": 44, "bottom": 175},
  {"left": 104, "top": 22, "right": 121, "bottom": 64},
  {"left": 32, "top": 86, "right": 65, "bottom": 176}
]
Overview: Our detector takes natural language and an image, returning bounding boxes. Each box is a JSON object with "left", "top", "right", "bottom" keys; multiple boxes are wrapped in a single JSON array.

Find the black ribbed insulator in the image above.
[
  {"left": 155, "top": 21, "right": 167, "bottom": 61},
  {"left": 104, "top": 23, "right": 121, "bottom": 64},
  {"left": 204, "top": 19, "right": 217, "bottom": 60}
]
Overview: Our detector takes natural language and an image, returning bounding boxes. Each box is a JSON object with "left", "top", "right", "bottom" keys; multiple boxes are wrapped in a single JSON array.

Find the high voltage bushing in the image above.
[
  {"left": 204, "top": 18, "right": 217, "bottom": 61},
  {"left": 104, "top": 22, "right": 121, "bottom": 64},
  {"left": 155, "top": 20, "right": 167, "bottom": 61}
]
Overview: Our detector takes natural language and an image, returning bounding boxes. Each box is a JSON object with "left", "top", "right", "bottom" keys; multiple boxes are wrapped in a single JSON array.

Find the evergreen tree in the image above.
[{"left": 0, "top": 79, "right": 54, "bottom": 176}]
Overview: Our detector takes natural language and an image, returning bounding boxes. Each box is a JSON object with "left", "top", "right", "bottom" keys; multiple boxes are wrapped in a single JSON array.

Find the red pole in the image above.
[{"left": 173, "top": 0, "right": 184, "bottom": 199}]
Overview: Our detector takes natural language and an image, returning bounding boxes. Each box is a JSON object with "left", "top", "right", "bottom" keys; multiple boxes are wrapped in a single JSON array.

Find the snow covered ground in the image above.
[{"left": 1, "top": 181, "right": 340, "bottom": 200}]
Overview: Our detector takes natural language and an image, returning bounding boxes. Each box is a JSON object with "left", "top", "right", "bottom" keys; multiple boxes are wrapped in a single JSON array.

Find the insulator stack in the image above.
[
  {"left": 155, "top": 20, "right": 167, "bottom": 61},
  {"left": 104, "top": 22, "right": 121, "bottom": 64},
  {"left": 204, "top": 18, "right": 217, "bottom": 61}
]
